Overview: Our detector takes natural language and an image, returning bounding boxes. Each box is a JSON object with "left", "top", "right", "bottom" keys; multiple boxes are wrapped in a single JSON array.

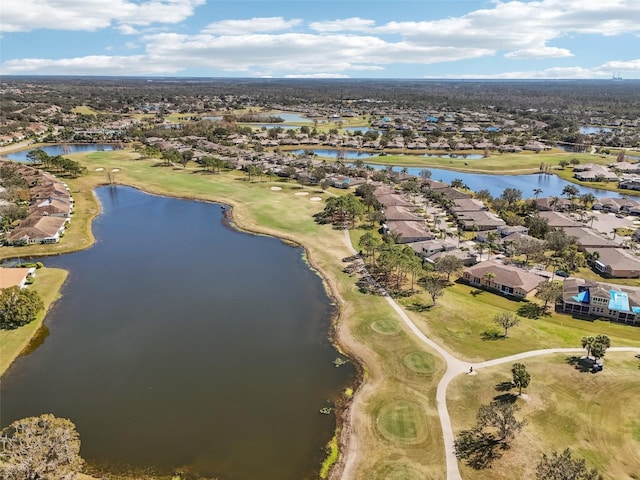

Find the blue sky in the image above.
[{"left": 1, "top": 0, "right": 639, "bottom": 78}]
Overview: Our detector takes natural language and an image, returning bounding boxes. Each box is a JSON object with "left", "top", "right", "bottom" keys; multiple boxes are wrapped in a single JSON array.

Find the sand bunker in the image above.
[
  {"left": 294, "top": 191, "right": 309, "bottom": 196},
  {"left": 270, "top": 186, "right": 282, "bottom": 191},
  {"left": 310, "top": 197, "right": 322, "bottom": 202},
  {"left": 111, "top": 168, "right": 120, "bottom": 172},
  {"left": 95, "top": 167, "right": 104, "bottom": 171}
]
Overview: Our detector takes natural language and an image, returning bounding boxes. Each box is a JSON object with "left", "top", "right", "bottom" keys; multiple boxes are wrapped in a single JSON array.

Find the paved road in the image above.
[{"left": 342, "top": 229, "right": 640, "bottom": 480}]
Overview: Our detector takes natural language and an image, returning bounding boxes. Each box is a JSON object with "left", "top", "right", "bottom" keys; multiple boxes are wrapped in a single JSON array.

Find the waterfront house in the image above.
[
  {"left": 6, "top": 216, "right": 68, "bottom": 245},
  {"left": 0, "top": 266, "right": 36, "bottom": 290}
]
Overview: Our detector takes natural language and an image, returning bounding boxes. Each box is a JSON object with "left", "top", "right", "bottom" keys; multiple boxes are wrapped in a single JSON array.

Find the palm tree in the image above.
[
  {"left": 533, "top": 188, "right": 543, "bottom": 199},
  {"left": 483, "top": 271, "right": 496, "bottom": 288}
]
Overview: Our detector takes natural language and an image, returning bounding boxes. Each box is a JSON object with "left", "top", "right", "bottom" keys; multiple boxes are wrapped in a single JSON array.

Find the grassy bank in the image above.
[
  {"left": 0, "top": 268, "right": 68, "bottom": 375},
  {"left": 398, "top": 282, "right": 640, "bottom": 362},
  {"left": 448, "top": 352, "right": 640, "bottom": 479}
]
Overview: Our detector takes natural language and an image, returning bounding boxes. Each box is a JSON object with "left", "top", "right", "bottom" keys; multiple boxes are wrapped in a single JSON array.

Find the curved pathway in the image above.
[{"left": 342, "top": 229, "right": 640, "bottom": 480}]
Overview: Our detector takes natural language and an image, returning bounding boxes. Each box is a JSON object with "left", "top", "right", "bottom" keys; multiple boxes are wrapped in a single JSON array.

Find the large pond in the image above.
[
  {"left": 2, "top": 144, "right": 116, "bottom": 162},
  {"left": 0, "top": 186, "right": 354, "bottom": 479},
  {"left": 365, "top": 164, "right": 626, "bottom": 199}
]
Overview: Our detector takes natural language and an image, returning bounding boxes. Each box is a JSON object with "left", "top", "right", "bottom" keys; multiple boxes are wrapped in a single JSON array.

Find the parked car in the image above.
[{"left": 555, "top": 270, "right": 570, "bottom": 278}]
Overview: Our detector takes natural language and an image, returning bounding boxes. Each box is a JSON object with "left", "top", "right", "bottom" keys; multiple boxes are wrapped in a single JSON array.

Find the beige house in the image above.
[
  {"left": 586, "top": 248, "right": 640, "bottom": 278},
  {"left": 462, "top": 259, "right": 546, "bottom": 298},
  {"left": 0, "top": 267, "right": 36, "bottom": 290},
  {"left": 6, "top": 216, "right": 68, "bottom": 245}
]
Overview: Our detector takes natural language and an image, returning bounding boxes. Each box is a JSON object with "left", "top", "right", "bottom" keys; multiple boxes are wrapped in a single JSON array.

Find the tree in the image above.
[
  {"left": 454, "top": 400, "right": 527, "bottom": 469},
  {"left": 526, "top": 215, "right": 550, "bottom": 239},
  {"left": 476, "top": 400, "right": 527, "bottom": 443},
  {"left": 581, "top": 335, "right": 595, "bottom": 359},
  {"left": 420, "top": 275, "right": 445, "bottom": 305},
  {"left": 501, "top": 187, "right": 522, "bottom": 205},
  {"left": 511, "top": 363, "right": 531, "bottom": 395},
  {"left": 358, "top": 232, "right": 382, "bottom": 266},
  {"left": 533, "top": 188, "right": 543, "bottom": 199},
  {"left": 434, "top": 255, "right": 464, "bottom": 282},
  {"left": 0, "top": 414, "right": 84, "bottom": 480},
  {"left": 0, "top": 287, "right": 44, "bottom": 330},
  {"left": 536, "top": 448, "right": 603, "bottom": 480},
  {"left": 591, "top": 334, "right": 611, "bottom": 362},
  {"left": 535, "top": 280, "right": 563, "bottom": 310},
  {"left": 494, "top": 312, "right": 520, "bottom": 338}
]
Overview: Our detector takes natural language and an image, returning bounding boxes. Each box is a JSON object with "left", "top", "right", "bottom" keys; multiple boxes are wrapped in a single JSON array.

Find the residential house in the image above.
[
  {"left": 563, "top": 227, "right": 619, "bottom": 251},
  {"left": 497, "top": 225, "right": 529, "bottom": 236},
  {"left": 561, "top": 278, "right": 640, "bottom": 325},
  {"left": 586, "top": 248, "right": 640, "bottom": 278},
  {"left": 385, "top": 221, "right": 435, "bottom": 243},
  {"left": 408, "top": 238, "right": 458, "bottom": 258},
  {"left": 427, "top": 248, "right": 476, "bottom": 266},
  {"left": 537, "top": 211, "right": 582, "bottom": 228},
  {"left": 0, "top": 267, "right": 36, "bottom": 290},
  {"left": 6, "top": 216, "right": 68, "bottom": 245},
  {"left": 382, "top": 205, "right": 424, "bottom": 222},
  {"left": 573, "top": 164, "right": 618, "bottom": 182},
  {"left": 534, "top": 197, "right": 572, "bottom": 212},
  {"left": 450, "top": 198, "right": 487, "bottom": 214},
  {"left": 456, "top": 210, "right": 506, "bottom": 231},
  {"left": 462, "top": 259, "right": 546, "bottom": 298}
]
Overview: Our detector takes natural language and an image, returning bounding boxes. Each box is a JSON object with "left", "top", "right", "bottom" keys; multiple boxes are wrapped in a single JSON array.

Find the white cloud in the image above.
[
  {"left": 504, "top": 47, "right": 574, "bottom": 59},
  {"left": 117, "top": 24, "right": 139, "bottom": 35},
  {"left": 376, "top": 0, "right": 640, "bottom": 54},
  {"left": 0, "top": 0, "right": 205, "bottom": 32},
  {"left": 202, "top": 17, "right": 302, "bottom": 35},
  {"left": 0, "top": 55, "right": 177, "bottom": 75},
  {"left": 309, "top": 17, "right": 375, "bottom": 33},
  {"left": 601, "top": 59, "right": 640, "bottom": 71},
  {"left": 0, "top": 31, "right": 493, "bottom": 76}
]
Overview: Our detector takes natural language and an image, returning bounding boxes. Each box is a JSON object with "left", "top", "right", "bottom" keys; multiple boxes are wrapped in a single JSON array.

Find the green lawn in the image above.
[
  {"left": 447, "top": 352, "right": 640, "bottom": 480},
  {"left": 0, "top": 268, "right": 68, "bottom": 375},
  {"left": 399, "top": 282, "right": 640, "bottom": 361}
]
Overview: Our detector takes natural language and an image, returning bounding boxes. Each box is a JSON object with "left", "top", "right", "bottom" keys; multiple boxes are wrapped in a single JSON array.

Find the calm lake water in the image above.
[
  {"left": 0, "top": 186, "right": 354, "bottom": 479},
  {"left": 2, "top": 144, "right": 116, "bottom": 161}
]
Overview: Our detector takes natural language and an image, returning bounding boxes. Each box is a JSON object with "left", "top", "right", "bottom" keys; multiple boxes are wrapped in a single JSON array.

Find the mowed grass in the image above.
[
  {"left": 0, "top": 268, "right": 67, "bottom": 375},
  {"left": 1, "top": 150, "right": 447, "bottom": 479},
  {"left": 398, "top": 282, "right": 640, "bottom": 362},
  {"left": 447, "top": 352, "right": 640, "bottom": 480}
]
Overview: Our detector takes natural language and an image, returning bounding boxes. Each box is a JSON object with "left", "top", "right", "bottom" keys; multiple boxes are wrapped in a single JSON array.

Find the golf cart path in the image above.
[{"left": 342, "top": 229, "right": 640, "bottom": 480}]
